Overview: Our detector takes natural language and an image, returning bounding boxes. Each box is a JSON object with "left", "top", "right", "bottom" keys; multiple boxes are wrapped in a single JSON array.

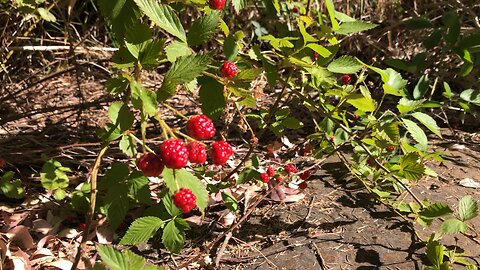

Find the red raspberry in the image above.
[
  {"left": 353, "top": 114, "right": 360, "bottom": 120},
  {"left": 260, "top": 173, "right": 270, "bottom": 183},
  {"left": 210, "top": 140, "right": 233, "bottom": 165},
  {"left": 292, "top": 6, "right": 299, "bottom": 13},
  {"left": 285, "top": 164, "right": 297, "bottom": 174},
  {"left": 299, "top": 181, "right": 308, "bottom": 189},
  {"left": 136, "top": 153, "right": 164, "bottom": 177},
  {"left": 77, "top": 223, "right": 86, "bottom": 231},
  {"left": 173, "top": 188, "right": 197, "bottom": 213},
  {"left": 300, "top": 170, "right": 311, "bottom": 180},
  {"left": 209, "top": 0, "right": 226, "bottom": 10},
  {"left": 187, "top": 115, "right": 216, "bottom": 140},
  {"left": 266, "top": 166, "right": 275, "bottom": 177},
  {"left": 387, "top": 145, "right": 395, "bottom": 152},
  {"left": 341, "top": 74, "right": 352, "bottom": 85},
  {"left": 220, "top": 61, "right": 238, "bottom": 79},
  {"left": 276, "top": 175, "right": 283, "bottom": 182},
  {"left": 187, "top": 141, "right": 207, "bottom": 164},
  {"left": 312, "top": 52, "right": 319, "bottom": 61},
  {"left": 0, "top": 159, "right": 4, "bottom": 168},
  {"left": 329, "top": 135, "right": 335, "bottom": 142},
  {"left": 160, "top": 139, "right": 189, "bottom": 169}
]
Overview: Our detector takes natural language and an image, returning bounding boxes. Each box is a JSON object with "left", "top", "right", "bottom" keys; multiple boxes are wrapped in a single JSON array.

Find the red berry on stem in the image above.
[
  {"left": 341, "top": 74, "right": 352, "bottom": 85},
  {"left": 387, "top": 145, "right": 395, "bottom": 152},
  {"left": 187, "top": 115, "right": 216, "bottom": 140},
  {"left": 300, "top": 170, "right": 311, "bottom": 181},
  {"left": 312, "top": 52, "right": 319, "bottom": 61},
  {"left": 299, "top": 181, "right": 308, "bottom": 189},
  {"left": 137, "top": 153, "right": 164, "bottom": 177},
  {"left": 220, "top": 61, "right": 238, "bottom": 79},
  {"left": 260, "top": 172, "right": 270, "bottom": 183},
  {"left": 266, "top": 166, "right": 275, "bottom": 177},
  {"left": 77, "top": 223, "right": 86, "bottom": 231},
  {"left": 210, "top": 140, "right": 234, "bottom": 165},
  {"left": 353, "top": 114, "right": 360, "bottom": 120},
  {"left": 285, "top": 164, "right": 297, "bottom": 174},
  {"left": 173, "top": 188, "right": 197, "bottom": 213},
  {"left": 276, "top": 175, "right": 283, "bottom": 182},
  {"left": 187, "top": 141, "right": 207, "bottom": 164},
  {"left": 160, "top": 139, "right": 189, "bottom": 169},
  {"left": 209, "top": 0, "right": 225, "bottom": 10},
  {"left": 292, "top": 6, "right": 299, "bottom": 13}
]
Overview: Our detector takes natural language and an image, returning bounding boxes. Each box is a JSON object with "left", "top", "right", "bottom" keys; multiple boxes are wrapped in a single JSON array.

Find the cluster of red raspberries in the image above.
[
  {"left": 259, "top": 164, "right": 312, "bottom": 189},
  {"left": 136, "top": 114, "right": 234, "bottom": 213}
]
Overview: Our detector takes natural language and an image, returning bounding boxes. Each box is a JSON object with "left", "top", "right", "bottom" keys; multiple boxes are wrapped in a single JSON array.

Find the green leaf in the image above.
[
  {"left": 235, "top": 68, "right": 262, "bottom": 81},
  {"left": 106, "top": 77, "right": 129, "bottom": 96},
  {"left": 281, "top": 117, "right": 304, "bottom": 129},
  {"left": 162, "top": 168, "right": 208, "bottom": 213},
  {"left": 133, "top": 0, "right": 186, "bottom": 42},
  {"left": 443, "top": 11, "right": 460, "bottom": 44},
  {"left": 420, "top": 202, "right": 453, "bottom": 219},
  {"left": 224, "top": 34, "right": 239, "bottom": 61},
  {"left": 159, "top": 53, "right": 212, "bottom": 101},
  {"left": 259, "top": 35, "right": 298, "bottom": 50},
  {"left": 198, "top": 76, "right": 225, "bottom": 120},
  {"left": 380, "top": 122, "right": 399, "bottom": 142},
  {"left": 426, "top": 241, "right": 444, "bottom": 267},
  {"left": 346, "top": 94, "right": 376, "bottom": 112},
  {"left": 440, "top": 219, "right": 467, "bottom": 234},
  {"left": 411, "top": 112, "right": 441, "bottom": 138},
  {"left": 231, "top": 0, "right": 246, "bottom": 13},
  {"left": 237, "top": 167, "right": 260, "bottom": 185},
  {"left": 0, "top": 179, "right": 25, "bottom": 199},
  {"left": 327, "top": 55, "right": 362, "bottom": 74},
  {"left": 97, "top": 245, "right": 163, "bottom": 270},
  {"left": 400, "top": 153, "right": 426, "bottom": 181},
  {"left": 119, "top": 135, "right": 137, "bottom": 157},
  {"left": 404, "top": 17, "right": 433, "bottom": 29},
  {"left": 443, "top": 82, "right": 453, "bottom": 99},
  {"left": 163, "top": 194, "right": 182, "bottom": 217},
  {"left": 424, "top": 29, "right": 443, "bottom": 49},
  {"left": 162, "top": 219, "right": 185, "bottom": 253},
  {"left": 187, "top": 11, "right": 220, "bottom": 46},
  {"left": 127, "top": 171, "right": 152, "bottom": 205},
  {"left": 40, "top": 159, "right": 70, "bottom": 192},
  {"left": 165, "top": 41, "right": 192, "bottom": 62},
  {"left": 336, "top": 21, "right": 378, "bottom": 35},
  {"left": 460, "top": 89, "right": 480, "bottom": 105},
  {"left": 111, "top": 47, "right": 137, "bottom": 69},
  {"left": 307, "top": 43, "right": 332, "bottom": 58},
  {"left": 37, "top": 7, "right": 56, "bottom": 22},
  {"left": 325, "top": 0, "right": 339, "bottom": 30},
  {"left": 222, "top": 192, "right": 239, "bottom": 212},
  {"left": 397, "top": 98, "right": 425, "bottom": 113},
  {"left": 101, "top": 183, "right": 130, "bottom": 230},
  {"left": 403, "top": 119, "right": 428, "bottom": 149},
  {"left": 413, "top": 74, "right": 429, "bottom": 100},
  {"left": 119, "top": 216, "right": 164, "bottom": 245},
  {"left": 458, "top": 195, "right": 478, "bottom": 222}
]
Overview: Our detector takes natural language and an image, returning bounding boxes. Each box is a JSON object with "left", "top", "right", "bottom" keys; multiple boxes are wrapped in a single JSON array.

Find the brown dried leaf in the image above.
[
  {"left": 44, "top": 259, "right": 74, "bottom": 270},
  {"left": 6, "top": 225, "right": 35, "bottom": 250}
]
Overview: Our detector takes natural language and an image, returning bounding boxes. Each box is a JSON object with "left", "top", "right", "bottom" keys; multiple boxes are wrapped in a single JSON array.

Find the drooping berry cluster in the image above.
[
  {"left": 284, "top": 164, "right": 297, "bottom": 174},
  {"left": 221, "top": 61, "right": 238, "bottom": 79},
  {"left": 173, "top": 188, "right": 197, "bottom": 213},
  {"left": 137, "top": 153, "right": 164, "bottom": 177}
]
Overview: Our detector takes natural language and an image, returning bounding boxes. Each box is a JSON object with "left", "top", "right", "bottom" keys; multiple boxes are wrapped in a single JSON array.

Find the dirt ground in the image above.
[{"left": 1, "top": 72, "right": 480, "bottom": 270}]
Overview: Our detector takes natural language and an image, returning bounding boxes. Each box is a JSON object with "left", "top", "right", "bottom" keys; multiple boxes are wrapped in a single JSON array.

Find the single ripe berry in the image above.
[
  {"left": 209, "top": 0, "right": 226, "bottom": 10},
  {"left": 387, "top": 145, "right": 395, "bottom": 152},
  {"left": 136, "top": 153, "right": 164, "bottom": 177},
  {"left": 285, "top": 164, "right": 297, "bottom": 174},
  {"left": 77, "top": 223, "right": 86, "bottom": 231},
  {"left": 260, "top": 172, "right": 270, "bottom": 183},
  {"left": 160, "top": 139, "right": 189, "bottom": 169},
  {"left": 210, "top": 140, "right": 234, "bottom": 165},
  {"left": 341, "top": 74, "right": 352, "bottom": 85},
  {"left": 330, "top": 135, "right": 335, "bottom": 142},
  {"left": 312, "top": 52, "right": 319, "bottom": 61},
  {"left": 292, "top": 6, "right": 299, "bottom": 13},
  {"left": 220, "top": 61, "right": 238, "bottom": 79},
  {"left": 187, "top": 141, "right": 207, "bottom": 164},
  {"left": 276, "top": 175, "right": 283, "bottom": 182},
  {"left": 299, "top": 181, "right": 308, "bottom": 189},
  {"left": 187, "top": 115, "right": 216, "bottom": 140},
  {"left": 266, "top": 166, "right": 275, "bottom": 177},
  {"left": 0, "top": 159, "right": 4, "bottom": 168},
  {"left": 173, "top": 188, "right": 197, "bottom": 213},
  {"left": 353, "top": 114, "right": 360, "bottom": 120},
  {"left": 300, "top": 170, "right": 311, "bottom": 181}
]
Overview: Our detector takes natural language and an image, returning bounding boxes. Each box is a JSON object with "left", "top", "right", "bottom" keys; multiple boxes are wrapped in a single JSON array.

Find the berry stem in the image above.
[
  {"left": 155, "top": 112, "right": 176, "bottom": 140},
  {"left": 162, "top": 102, "right": 189, "bottom": 121},
  {"left": 173, "top": 129, "right": 206, "bottom": 146},
  {"left": 129, "top": 134, "right": 155, "bottom": 153},
  {"left": 202, "top": 70, "right": 223, "bottom": 81}
]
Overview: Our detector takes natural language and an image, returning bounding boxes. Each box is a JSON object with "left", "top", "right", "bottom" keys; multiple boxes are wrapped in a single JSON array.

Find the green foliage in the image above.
[
  {"left": 97, "top": 245, "right": 163, "bottom": 270},
  {"left": 0, "top": 171, "right": 25, "bottom": 199},
  {"left": 40, "top": 159, "right": 71, "bottom": 200},
  {"left": 162, "top": 168, "right": 209, "bottom": 213},
  {"left": 119, "top": 216, "right": 164, "bottom": 245}
]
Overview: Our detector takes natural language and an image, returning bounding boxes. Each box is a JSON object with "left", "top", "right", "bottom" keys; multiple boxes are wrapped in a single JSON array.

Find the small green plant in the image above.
[{"left": 0, "top": 171, "right": 25, "bottom": 199}]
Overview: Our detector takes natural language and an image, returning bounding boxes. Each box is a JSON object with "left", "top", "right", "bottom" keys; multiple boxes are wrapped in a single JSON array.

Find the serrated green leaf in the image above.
[
  {"left": 380, "top": 122, "right": 399, "bottom": 142},
  {"left": 133, "top": 0, "right": 186, "bottom": 42},
  {"left": 162, "top": 219, "right": 185, "bottom": 253},
  {"left": 413, "top": 74, "right": 429, "bottom": 100},
  {"left": 98, "top": 0, "right": 140, "bottom": 39},
  {"left": 97, "top": 245, "right": 163, "bottom": 270},
  {"left": 403, "top": 119, "right": 428, "bottom": 150},
  {"left": 420, "top": 202, "right": 453, "bottom": 219},
  {"left": 259, "top": 35, "right": 298, "bottom": 50},
  {"left": 307, "top": 43, "right": 332, "bottom": 58},
  {"left": 458, "top": 195, "right": 478, "bottom": 222},
  {"left": 235, "top": 68, "right": 262, "bottom": 81},
  {"left": 119, "top": 216, "right": 164, "bottom": 245},
  {"left": 400, "top": 153, "right": 425, "bottom": 181},
  {"left": 460, "top": 89, "right": 480, "bottom": 105},
  {"left": 187, "top": 11, "right": 220, "bottom": 46},
  {"left": 119, "top": 135, "right": 137, "bottom": 157},
  {"left": 440, "top": 219, "right": 467, "bottom": 234},
  {"left": 397, "top": 98, "right": 425, "bottom": 113},
  {"left": 426, "top": 241, "right": 444, "bottom": 267},
  {"left": 127, "top": 171, "right": 152, "bottom": 205},
  {"left": 0, "top": 179, "right": 25, "bottom": 199},
  {"left": 37, "top": 7, "right": 56, "bottom": 22},
  {"left": 346, "top": 94, "right": 376, "bottom": 112},
  {"left": 224, "top": 34, "right": 238, "bottom": 61},
  {"left": 165, "top": 41, "right": 192, "bottom": 62},
  {"left": 162, "top": 168, "right": 208, "bottom": 213},
  {"left": 237, "top": 167, "right": 260, "bottom": 185},
  {"left": 163, "top": 193, "right": 182, "bottom": 217},
  {"left": 231, "top": 0, "right": 246, "bottom": 13},
  {"left": 106, "top": 77, "right": 129, "bottom": 96},
  {"left": 198, "top": 76, "right": 225, "bottom": 120},
  {"left": 111, "top": 47, "right": 137, "bottom": 69},
  {"left": 101, "top": 183, "right": 130, "bottom": 230},
  {"left": 336, "top": 21, "right": 378, "bottom": 35},
  {"left": 222, "top": 192, "right": 239, "bottom": 212},
  {"left": 327, "top": 55, "right": 362, "bottom": 74},
  {"left": 411, "top": 112, "right": 441, "bottom": 137}
]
